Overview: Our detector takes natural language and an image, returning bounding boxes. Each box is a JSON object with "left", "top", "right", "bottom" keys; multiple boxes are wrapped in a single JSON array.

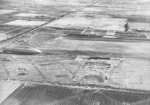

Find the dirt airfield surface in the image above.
[{"left": 0, "top": 0, "right": 150, "bottom": 105}]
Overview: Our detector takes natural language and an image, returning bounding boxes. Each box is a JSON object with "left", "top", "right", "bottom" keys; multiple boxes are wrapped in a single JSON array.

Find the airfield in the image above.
[{"left": 0, "top": 0, "right": 150, "bottom": 105}]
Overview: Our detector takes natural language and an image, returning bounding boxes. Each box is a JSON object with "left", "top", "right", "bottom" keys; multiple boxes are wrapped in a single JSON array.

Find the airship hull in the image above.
[{"left": 2, "top": 48, "right": 42, "bottom": 55}]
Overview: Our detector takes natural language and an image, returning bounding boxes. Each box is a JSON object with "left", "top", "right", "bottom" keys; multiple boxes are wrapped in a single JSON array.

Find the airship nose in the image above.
[{"left": 33, "top": 48, "right": 42, "bottom": 54}]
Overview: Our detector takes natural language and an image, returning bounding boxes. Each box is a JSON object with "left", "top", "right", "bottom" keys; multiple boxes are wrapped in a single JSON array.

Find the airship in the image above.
[{"left": 2, "top": 47, "right": 42, "bottom": 55}]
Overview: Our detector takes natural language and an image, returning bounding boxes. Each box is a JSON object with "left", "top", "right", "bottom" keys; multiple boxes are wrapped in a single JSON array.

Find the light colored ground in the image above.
[
  {"left": 5, "top": 20, "right": 46, "bottom": 26},
  {"left": 46, "top": 16, "right": 127, "bottom": 31},
  {"left": 14, "top": 13, "right": 50, "bottom": 17},
  {"left": 44, "top": 37, "right": 150, "bottom": 58},
  {"left": 74, "top": 57, "right": 150, "bottom": 90},
  {"left": 0, "top": 1, "right": 150, "bottom": 92},
  {"left": 0, "top": 33, "right": 8, "bottom": 41},
  {"left": 0, "top": 1, "right": 150, "bottom": 105},
  {"left": 0, "top": 10, "right": 15, "bottom": 15},
  {"left": 0, "top": 35, "right": 150, "bottom": 90},
  {"left": 126, "top": 10, "right": 150, "bottom": 16},
  {"left": 0, "top": 81, "right": 21, "bottom": 103},
  {"left": 0, "top": 52, "right": 150, "bottom": 90},
  {"left": 129, "top": 22, "right": 150, "bottom": 31},
  {"left": 110, "top": 59, "right": 150, "bottom": 90},
  {"left": 145, "top": 33, "right": 150, "bottom": 39},
  {"left": 29, "top": 0, "right": 90, "bottom": 5},
  {"left": 81, "top": 7, "right": 103, "bottom": 12}
]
